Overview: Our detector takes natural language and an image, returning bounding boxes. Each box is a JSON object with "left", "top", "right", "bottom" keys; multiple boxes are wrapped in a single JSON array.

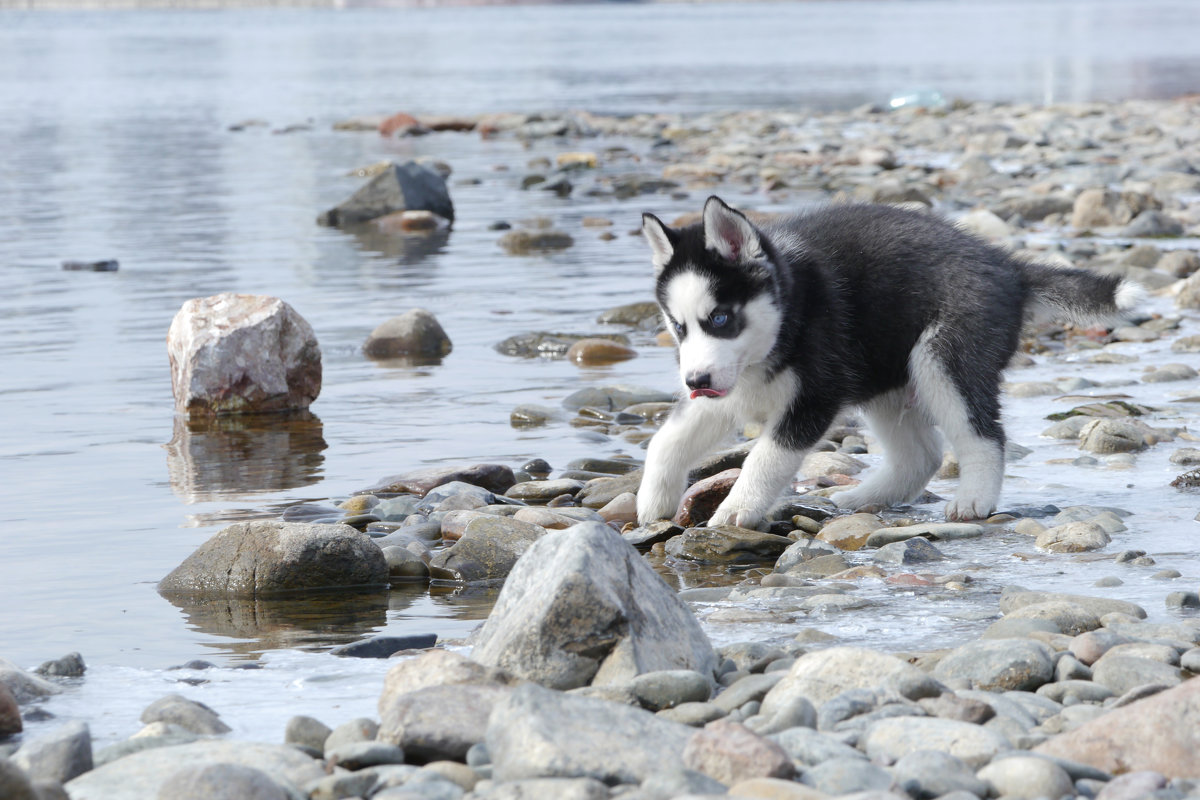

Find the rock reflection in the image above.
[
  {"left": 167, "top": 590, "right": 391, "bottom": 658},
  {"left": 164, "top": 411, "right": 327, "bottom": 503},
  {"left": 347, "top": 223, "right": 450, "bottom": 263}
]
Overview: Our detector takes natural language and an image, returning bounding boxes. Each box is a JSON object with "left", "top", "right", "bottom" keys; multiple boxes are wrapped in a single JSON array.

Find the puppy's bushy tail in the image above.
[{"left": 1020, "top": 261, "right": 1145, "bottom": 327}]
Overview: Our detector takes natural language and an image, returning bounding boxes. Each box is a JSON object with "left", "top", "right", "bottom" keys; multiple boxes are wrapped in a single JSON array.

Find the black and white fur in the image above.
[{"left": 637, "top": 196, "right": 1142, "bottom": 528}]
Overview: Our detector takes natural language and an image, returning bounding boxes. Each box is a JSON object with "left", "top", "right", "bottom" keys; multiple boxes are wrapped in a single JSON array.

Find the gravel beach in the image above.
[{"left": 4, "top": 95, "right": 1200, "bottom": 800}]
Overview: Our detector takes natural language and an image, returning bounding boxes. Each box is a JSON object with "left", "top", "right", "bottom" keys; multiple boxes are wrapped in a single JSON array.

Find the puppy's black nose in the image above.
[{"left": 685, "top": 372, "right": 712, "bottom": 391}]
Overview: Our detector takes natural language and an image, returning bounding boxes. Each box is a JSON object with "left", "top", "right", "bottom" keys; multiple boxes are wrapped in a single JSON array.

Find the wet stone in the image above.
[
  {"left": 504, "top": 479, "right": 585, "bottom": 502},
  {"left": 673, "top": 468, "right": 740, "bottom": 526},
  {"left": 872, "top": 538, "right": 946, "bottom": 564},
  {"left": 664, "top": 525, "right": 794, "bottom": 564},
  {"left": 1036, "top": 521, "right": 1112, "bottom": 553},
  {"left": 866, "top": 522, "right": 983, "bottom": 547},
  {"left": 34, "top": 653, "right": 85, "bottom": 679}
]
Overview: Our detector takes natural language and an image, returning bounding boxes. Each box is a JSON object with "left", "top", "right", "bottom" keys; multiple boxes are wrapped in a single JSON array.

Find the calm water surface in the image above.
[{"left": 2, "top": 0, "right": 1200, "bottom": 745}]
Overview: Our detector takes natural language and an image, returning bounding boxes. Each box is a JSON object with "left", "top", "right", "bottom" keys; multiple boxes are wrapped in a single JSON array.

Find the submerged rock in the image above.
[
  {"left": 157, "top": 521, "right": 388, "bottom": 597},
  {"left": 318, "top": 160, "right": 454, "bottom": 227},
  {"left": 363, "top": 309, "right": 452, "bottom": 361},
  {"left": 167, "top": 293, "right": 321, "bottom": 417}
]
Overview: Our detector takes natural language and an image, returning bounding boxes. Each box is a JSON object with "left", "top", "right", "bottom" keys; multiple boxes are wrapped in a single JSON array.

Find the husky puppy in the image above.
[{"left": 637, "top": 196, "right": 1141, "bottom": 528}]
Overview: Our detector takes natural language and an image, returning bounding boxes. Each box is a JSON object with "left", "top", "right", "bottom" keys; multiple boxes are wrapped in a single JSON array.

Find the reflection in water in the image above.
[
  {"left": 348, "top": 224, "right": 450, "bottom": 263},
  {"left": 164, "top": 411, "right": 327, "bottom": 504},
  {"left": 167, "top": 589, "right": 391, "bottom": 659}
]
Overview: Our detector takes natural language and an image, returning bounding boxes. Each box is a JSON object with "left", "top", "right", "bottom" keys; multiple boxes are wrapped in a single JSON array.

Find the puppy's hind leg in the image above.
[
  {"left": 833, "top": 388, "right": 943, "bottom": 512},
  {"left": 637, "top": 400, "right": 737, "bottom": 525},
  {"left": 910, "top": 330, "right": 1005, "bottom": 521}
]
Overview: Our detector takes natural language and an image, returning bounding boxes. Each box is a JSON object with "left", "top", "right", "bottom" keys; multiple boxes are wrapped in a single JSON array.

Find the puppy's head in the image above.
[{"left": 642, "top": 196, "right": 783, "bottom": 400}]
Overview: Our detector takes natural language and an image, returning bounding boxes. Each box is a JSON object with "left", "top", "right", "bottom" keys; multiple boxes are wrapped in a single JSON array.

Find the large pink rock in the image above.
[
  {"left": 168, "top": 293, "right": 321, "bottom": 416},
  {"left": 1034, "top": 677, "right": 1200, "bottom": 777}
]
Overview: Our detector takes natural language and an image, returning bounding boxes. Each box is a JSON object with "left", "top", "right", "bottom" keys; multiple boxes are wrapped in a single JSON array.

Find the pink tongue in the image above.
[{"left": 689, "top": 388, "right": 727, "bottom": 399}]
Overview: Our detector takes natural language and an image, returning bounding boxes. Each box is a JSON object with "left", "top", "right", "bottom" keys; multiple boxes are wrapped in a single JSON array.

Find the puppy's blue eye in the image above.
[
  {"left": 710, "top": 312, "right": 729, "bottom": 327},
  {"left": 672, "top": 320, "right": 684, "bottom": 335}
]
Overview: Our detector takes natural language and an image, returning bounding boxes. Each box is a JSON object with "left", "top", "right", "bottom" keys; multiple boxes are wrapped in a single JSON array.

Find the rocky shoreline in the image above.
[{"left": 5, "top": 96, "right": 1200, "bottom": 798}]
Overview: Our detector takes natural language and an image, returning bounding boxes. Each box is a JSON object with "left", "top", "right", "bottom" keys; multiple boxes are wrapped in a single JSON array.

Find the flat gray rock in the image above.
[
  {"left": 487, "top": 683, "right": 694, "bottom": 784},
  {"left": 64, "top": 740, "right": 324, "bottom": 800}
]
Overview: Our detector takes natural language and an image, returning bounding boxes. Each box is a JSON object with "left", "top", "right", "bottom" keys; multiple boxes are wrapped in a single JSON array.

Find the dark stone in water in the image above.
[
  {"left": 35, "top": 652, "right": 85, "bottom": 678},
  {"left": 623, "top": 521, "right": 683, "bottom": 549},
  {"left": 521, "top": 458, "right": 552, "bottom": 476},
  {"left": 567, "top": 457, "right": 641, "bottom": 475},
  {"left": 317, "top": 160, "right": 454, "bottom": 227},
  {"left": 169, "top": 660, "right": 219, "bottom": 671},
  {"left": 1003, "top": 505, "right": 1062, "bottom": 518},
  {"left": 61, "top": 259, "right": 118, "bottom": 271},
  {"left": 331, "top": 634, "right": 438, "bottom": 658}
]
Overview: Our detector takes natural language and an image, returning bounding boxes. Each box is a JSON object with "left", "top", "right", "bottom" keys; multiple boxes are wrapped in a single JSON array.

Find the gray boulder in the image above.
[
  {"left": 12, "top": 720, "right": 93, "bottom": 784},
  {"left": 318, "top": 161, "right": 454, "bottom": 227},
  {"left": 167, "top": 293, "right": 321, "bottom": 416},
  {"left": 363, "top": 309, "right": 452, "bottom": 361},
  {"left": 486, "top": 683, "right": 694, "bottom": 784},
  {"left": 64, "top": 740, "right": 324, "bottom": 800},
  {"left": 0, "top": 657, "right": 61, "bottom": 704},
  {"left": 157, "top": 521, "right": 388, "bottom": 597},
  {"left": 471, "top": 522, "right": 718, "bottom": 689}
]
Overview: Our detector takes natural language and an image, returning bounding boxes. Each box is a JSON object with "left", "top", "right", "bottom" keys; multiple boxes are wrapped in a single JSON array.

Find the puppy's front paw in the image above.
[
  {"left": 708, "top": 505, "right": 762, "bottom": 530},
  {"left": 945, "top": 496, "right": 995, "bottom": 522},
  {"left": 636, "top": 487, "right": 681, "bottom": 526},
  {"left": 832, "top": 487, "right": 866, "bottom": 510}
]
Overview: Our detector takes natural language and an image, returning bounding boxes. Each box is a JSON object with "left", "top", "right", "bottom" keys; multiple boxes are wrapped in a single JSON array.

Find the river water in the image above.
[{"left": 2, "top": 0, "right": 1200, "bottom": 748}]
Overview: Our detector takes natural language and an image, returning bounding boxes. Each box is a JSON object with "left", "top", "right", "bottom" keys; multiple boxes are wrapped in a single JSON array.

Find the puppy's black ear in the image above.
[
  {"left": 642, "top": 213, "right": 676, "bottom": 276},
  {"left": 703, "top": 196, "right": 765, "bottom": 265}
]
